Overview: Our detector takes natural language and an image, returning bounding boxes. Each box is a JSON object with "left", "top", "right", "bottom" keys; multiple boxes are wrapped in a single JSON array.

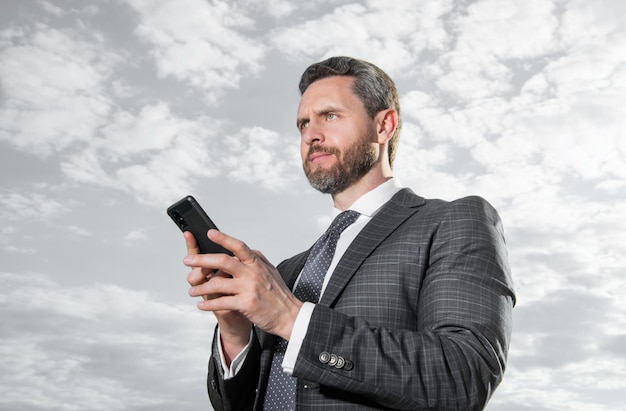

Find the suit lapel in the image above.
[
  {"left": 319, "top": 188, "right": 425, "bottom": 307},
  {"left": 278, "top": 249, "right": 309, "bottom": 289}
]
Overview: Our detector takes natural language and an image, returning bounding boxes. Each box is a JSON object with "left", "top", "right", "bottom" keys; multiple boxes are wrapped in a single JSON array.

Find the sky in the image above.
[{"left": 0, "top": 0, "right": 624, "bottom": 410}]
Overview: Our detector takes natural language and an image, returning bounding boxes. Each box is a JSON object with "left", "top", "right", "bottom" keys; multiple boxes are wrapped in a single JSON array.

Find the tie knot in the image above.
[{"left": 328, "top": 210, "right": 360, "bottom": 236}]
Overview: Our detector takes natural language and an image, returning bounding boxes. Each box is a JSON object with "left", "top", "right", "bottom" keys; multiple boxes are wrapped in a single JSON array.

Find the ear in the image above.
[{"left": 375, "top": 109, "right": 398, "bottom": 144}]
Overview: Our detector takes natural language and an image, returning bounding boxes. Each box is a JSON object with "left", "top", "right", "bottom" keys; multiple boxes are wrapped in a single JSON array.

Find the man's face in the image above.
[{"left": 297, "top": 76, "right": 379, "bottom": 194}]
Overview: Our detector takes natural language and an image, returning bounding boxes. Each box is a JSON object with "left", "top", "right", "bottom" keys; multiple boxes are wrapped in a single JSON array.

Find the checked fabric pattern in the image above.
[{"left": 263, "top": 210, "right": 360, "bottom": 411}]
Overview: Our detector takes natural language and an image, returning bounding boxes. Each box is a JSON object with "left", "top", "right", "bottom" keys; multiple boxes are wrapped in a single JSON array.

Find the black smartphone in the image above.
[{"left": 167, "top": 195, "right": 233, "bottom": 255}]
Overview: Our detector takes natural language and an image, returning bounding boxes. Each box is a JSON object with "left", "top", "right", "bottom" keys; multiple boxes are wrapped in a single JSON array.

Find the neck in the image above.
[{"left": 331, "top": 169, "right": 393, "bottom": 211}]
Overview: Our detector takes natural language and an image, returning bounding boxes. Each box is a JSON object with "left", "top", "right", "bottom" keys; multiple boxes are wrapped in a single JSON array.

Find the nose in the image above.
[{"left": 302, "top": 120, "right": 324, "bottom": 146}]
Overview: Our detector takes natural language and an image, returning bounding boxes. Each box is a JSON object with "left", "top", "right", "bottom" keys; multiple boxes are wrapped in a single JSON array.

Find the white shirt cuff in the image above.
[
  {"left": 217, "top": 326, "right": 253, "bottom": 379},
  {"left": 282, "top": 302, "right": 316, "bottom": 374}
]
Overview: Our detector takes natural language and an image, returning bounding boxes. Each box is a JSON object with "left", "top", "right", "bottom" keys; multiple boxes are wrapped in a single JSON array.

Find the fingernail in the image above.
[
  {"left": 197, "top": 300, "right": 205, "bottom": 309},
  {"left": 183, "top": 255, "right": 193, "bottom": 264}
]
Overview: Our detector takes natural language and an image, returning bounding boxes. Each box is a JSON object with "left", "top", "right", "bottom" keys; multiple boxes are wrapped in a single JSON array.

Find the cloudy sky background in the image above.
[{"left": 1, "top": 0, "right": 624, "bottom": 410}]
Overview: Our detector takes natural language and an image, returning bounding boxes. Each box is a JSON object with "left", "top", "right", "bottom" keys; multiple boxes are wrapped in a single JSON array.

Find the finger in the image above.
[
  {"left": 251, "top": 249, "right": 271, "bottom": 266},
  {"left": 187, "top": 266, "right": 211, "bottom": 286},
  {"left": 189, "top": 285, "right": 221, "bottom": 301},
  {"left": 197, "top": 293, "right": 240, "bottom": 312},
  {"left": 198, "top": 296, "right": 236, "bottom": 311},
  {"left": 207, "top": 229, "right": 257, "bottom": 265},
  {"left": 184, "top": 252, "right": 233, "bottom": 272},
  {"left": 184, "top": 231, "right": 201, "bottom": 255},
  {"left": 188, "top": 268, "right": 232, "bottom": 301},
  {"left": 189, "top": 275, "right": 237, "bottom": 300},
  {"left": 210, "top": 268, "right": 233, "bottom": 279}
]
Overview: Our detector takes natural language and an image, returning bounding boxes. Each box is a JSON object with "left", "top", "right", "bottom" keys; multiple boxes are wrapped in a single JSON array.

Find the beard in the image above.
[{"left": 303, "top": 131, "right": 379, "bottom": 195}]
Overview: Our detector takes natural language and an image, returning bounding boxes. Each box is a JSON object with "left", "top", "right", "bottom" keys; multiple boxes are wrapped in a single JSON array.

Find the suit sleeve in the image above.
[
  {"left": 207, "top": 325, "right": 261, "bottom": 411},
  {"left": 293, "top": 196, "right": 516, "bottom": 410}
]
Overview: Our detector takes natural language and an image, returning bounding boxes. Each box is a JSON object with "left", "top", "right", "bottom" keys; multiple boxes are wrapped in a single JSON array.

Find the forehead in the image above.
[{"left": 297, "top": 76, "right": 362, "bottom": 114}]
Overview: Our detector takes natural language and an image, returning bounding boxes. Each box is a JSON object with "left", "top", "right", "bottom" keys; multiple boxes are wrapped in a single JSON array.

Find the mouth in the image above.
[
  {"left": 308, "top": 151, "right": 333, "bottom": 163},
  {"left": 307, "top": 145, "right": 337, "bottom": 164}
]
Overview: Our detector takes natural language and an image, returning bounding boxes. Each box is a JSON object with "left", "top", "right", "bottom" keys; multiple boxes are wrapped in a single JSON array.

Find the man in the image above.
[{"left": 182, "top": 56, "right": 515, "bottom": 410}]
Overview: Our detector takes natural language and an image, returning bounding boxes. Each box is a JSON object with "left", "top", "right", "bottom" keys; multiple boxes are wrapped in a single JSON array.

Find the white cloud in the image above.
[
  {"left": 457, "top": 0, "right": 559, "bottom": 58},
  {"left": 123, "top": 228, "right": 147, "bottom": 244},
  {"left": 493, "top": 364, "right": 624, "bottom": 411},
  {"left": 262, "top": 0, "right": 297, "bottom": 18},
  {"left": 61, "top": 147, "right": 120, "bottom": 188},
  {"left": 397, "top": 0, "right": 626, "bottom": 202},
  {"left": 271, "top": 1, "right": 454, "bottom": 74},
  {"left": 0, "top": 190, "right": 66, "bottom": 221},
  {"left": 0, "top": 271, "right": 216, "bottom": 411},
  {"left": 38, "top": 0, "right": 65, "bottom": 16},
  {"left": 225, "top": 126, "right": 301, "bottom": 190},
  {"left": 57, "top": 100, "right": 305, "bottom": 205},
  {"left": 61, "top": 102, "right": 223, "bottom": 205},
  {"left": 127, "top": 0, "right": 267, "bottom": 102},
  {"left": 436, "top": 0, "right": 560, "bottom": 101},
  {"left": 560, "top": 0, "right": 625, "bottom": 47},
  {"left": 100, "top": 102, "right": 183, "bottom": 157},
  {"left": 394, "top": 120, "right": 470, "bottom": 200},
  {"left": 0, "top": 3, "right": 299, "bottom": 208},
  {"left": 110, "top": 113, "right": 222, "bottom": 204},
  {"left": 0, "top": 25, "right": 115, "bottom": 156},
  {"left": 66, "top": 225, "right": 93, "bottom": 239}
]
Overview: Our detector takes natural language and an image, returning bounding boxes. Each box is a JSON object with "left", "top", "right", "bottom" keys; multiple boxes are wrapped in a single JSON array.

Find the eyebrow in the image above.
[{"left": 296, "top": 105, "right": 344, "bottom": 128}]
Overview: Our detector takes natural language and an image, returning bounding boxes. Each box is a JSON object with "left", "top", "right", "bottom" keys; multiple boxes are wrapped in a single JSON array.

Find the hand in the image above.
[
  {"left": 184, "top": 229, "right": 303, "bottom": 341},
  {"left": 184, "top": 231, "right": 252, "bottom": 364}
]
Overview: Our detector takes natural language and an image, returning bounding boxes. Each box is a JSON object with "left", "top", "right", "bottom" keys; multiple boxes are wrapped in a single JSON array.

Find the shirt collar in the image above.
[{"left": 332, "top": 178, "right": 403, "bottom": 218}]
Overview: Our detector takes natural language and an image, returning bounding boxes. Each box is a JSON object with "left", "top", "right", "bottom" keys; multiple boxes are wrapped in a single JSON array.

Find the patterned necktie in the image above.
[{"left": 263, "top": 210, "right": 360, "bottom": 410}]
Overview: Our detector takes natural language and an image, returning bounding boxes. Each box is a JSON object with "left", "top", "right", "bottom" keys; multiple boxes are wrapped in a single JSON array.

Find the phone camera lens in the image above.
[{"left": 170, "top": 211, "right": 187, "bottom": 229}]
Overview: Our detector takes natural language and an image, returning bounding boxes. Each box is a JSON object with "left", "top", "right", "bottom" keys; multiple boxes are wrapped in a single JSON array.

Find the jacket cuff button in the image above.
[
  {"left": 328, "top": 354, "right": 338, "bottom": 366},
  {"left": 319, "top": 351, "right": 330, "bottom": 364}
]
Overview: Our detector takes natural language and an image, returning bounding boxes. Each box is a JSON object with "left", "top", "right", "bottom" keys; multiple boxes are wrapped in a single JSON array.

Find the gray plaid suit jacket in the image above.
[{"left": 207, "top": 188, "right": 515, "bottom": 410}]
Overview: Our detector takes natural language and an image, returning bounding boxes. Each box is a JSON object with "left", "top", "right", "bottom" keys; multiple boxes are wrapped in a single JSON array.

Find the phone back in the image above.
[{"left": 167, "top": 196, "right": 233, "bottom": 255}]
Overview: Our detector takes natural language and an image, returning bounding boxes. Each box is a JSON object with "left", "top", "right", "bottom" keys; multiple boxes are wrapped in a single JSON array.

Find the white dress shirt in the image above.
[{"left": 220, "top": 178, "right": 402, "bottom": 377}]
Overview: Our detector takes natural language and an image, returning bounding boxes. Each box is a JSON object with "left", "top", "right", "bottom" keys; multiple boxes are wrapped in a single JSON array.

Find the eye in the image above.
[
  {"left": 299, "top": 120, "right": 309, "bottom": 130},
  {"left": 326, "top": 113, "right": 337, "bottom": 121}
]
